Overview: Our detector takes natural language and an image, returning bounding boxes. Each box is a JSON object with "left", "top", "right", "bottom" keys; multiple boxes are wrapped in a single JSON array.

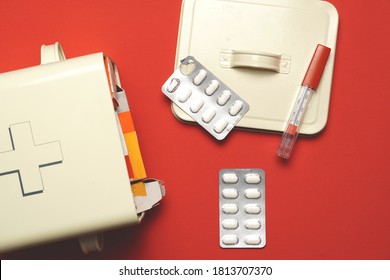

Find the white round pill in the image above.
[
  {"left": 222, "top": 188, "right": 238, "bottom": 199},
  {"left": 177, "top": 88, "right": 192, "bottom": 103},
  {"left": 245, "top": 219, "right": 261, "bottom": 230},
  {"left": 245, "top": 188, "right": 261, "bottom": 199},
  {"left": 190, "top": 98, "right": 204, "bottom": 113},
  {"left": 201, "top": 108, "right": 216, "bottom": 123},
  {"left": 245, "top": 173, "right": 261, "bottom": 184},
  {"left": 193, "top": 69, "right": 207, "bottom": 85},
  {"left": 217, "top": 90, "right": 231, "bottom": 106},
  {"left": 222, "top": 173, "right": 238, "bottom": 184},
  {"left": 213, "top": 118, "right": 228, "bottom": 134},
  {"left": 222, "top": 219, "right": 239, "bottom": 229},
  {"left": 205, "top": 80, "right": 219, "bottom": 96},
  {"left": 245, "top": 204, "right": 261, "bottom": 214},
  {"left": 222, "top": 235, "right": 239, "bottom": 245},
  {"left": 229, "top": 100, "right": 244, "bottom": 116},
  {"left": 222, "top": 204, "right": 239, "bottom": 214},
  {"left": 245, "top": 235, "right": 261, "bottom": 245}
]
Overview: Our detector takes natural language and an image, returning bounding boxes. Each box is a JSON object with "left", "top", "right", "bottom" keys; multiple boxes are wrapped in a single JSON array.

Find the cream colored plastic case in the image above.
[
  {"left": 173, "top": 0, "right": 339, "bottom": 134},
  {"left": 0, "top": 45, "right": 139, "bottom": 253}
]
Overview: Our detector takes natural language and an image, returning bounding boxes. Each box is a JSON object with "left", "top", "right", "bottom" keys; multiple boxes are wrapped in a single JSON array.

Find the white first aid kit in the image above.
[
  {"left": 173, "top": 0, "right": 339, "bottom": 135},
  {"left": 0, "top": 43, "right": 165, "bottom": 254}
]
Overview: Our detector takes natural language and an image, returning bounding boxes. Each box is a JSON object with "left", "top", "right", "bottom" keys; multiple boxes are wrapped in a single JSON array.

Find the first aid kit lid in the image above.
[{"left": 173, "top": 0, "right": 339, "bottom": 135}]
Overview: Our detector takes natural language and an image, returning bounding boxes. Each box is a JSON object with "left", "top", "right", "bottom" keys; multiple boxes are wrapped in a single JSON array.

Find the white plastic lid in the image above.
[{"left": 173, "top": 0, "right": 339, "bottom": 135}]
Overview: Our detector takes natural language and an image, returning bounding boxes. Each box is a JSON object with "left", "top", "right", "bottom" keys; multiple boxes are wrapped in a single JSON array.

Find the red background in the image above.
[{"left": 0, "top": 0, "right": 389, "bottom": 260}]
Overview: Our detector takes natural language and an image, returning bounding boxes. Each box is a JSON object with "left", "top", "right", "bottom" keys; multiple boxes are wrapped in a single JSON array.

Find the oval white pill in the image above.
[
  {"left": 245, "top": 188, "right": 261, "bottom": 199},
  {"left": 190, "top": 98, "right": 204, "bottom": 113},
  {"left": 222, "top": 204, "right": 239, "bottom": 214},
  {"left": 245, "top": 235, "right": 261, "bottom": 245},
  {"left": 222, "top": 235, "right": 239, "bottom": 245},
  {"left": 245, "top": 173, "right": 261, "bottom": 184},
  {"left": 222, "top": 173, "right": 238, "bottom": 184},
  {"left": 213, "top": 118, "right": 228, "bottom": 134},
  {"left": 217, "top": 90, "right": 231, "bottom": 106},
  {"left": 222, "top": 219, "right": 239, "bottom": 229},
  {"left": 229, "top": 100, "right": 244, "bottom": 116},
  {"left": 222, "top": 188, "right": 238, "bottom": 199},
  {"left": 205, "top": 80, "right": 219, "bottom": 96},
  {"left": 245, "top": 219, "right": 261, "bottom": 230},
  {"left": 178, "top": 88, "right": 192, "bottom": 103},
  {"left": 193, "top": 69, "right": 207, "bottom": 85},
  {"left": 245, "top": 204, "right": 261, "bottom": 214},
  {"left": 201, "top": 108, "right": 216, "bottom": 123}
]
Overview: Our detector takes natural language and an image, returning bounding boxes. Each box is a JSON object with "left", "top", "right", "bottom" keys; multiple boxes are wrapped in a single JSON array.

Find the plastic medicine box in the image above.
[
  {"left": 173, "top": 0, "right": 338, "bottom": 135},
  {"left": 0, "top": 43, "right": 164, "bottom": 254}
]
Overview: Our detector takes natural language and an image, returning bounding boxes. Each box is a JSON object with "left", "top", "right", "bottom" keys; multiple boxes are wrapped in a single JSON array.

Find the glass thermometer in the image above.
[{"left": 277, "top": 44, "right": 331, "bottom": 159}]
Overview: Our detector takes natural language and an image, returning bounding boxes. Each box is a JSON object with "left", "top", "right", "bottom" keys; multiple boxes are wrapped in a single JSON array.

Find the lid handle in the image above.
[
  {"left": 219, "top": 50, "right": 290, "bottom": 74},
  {"left": 40, "top": 42, "right": 66, "bottom": 64},
  {"left": 78, "top": 233, "right": 104, "bottom": 254}
]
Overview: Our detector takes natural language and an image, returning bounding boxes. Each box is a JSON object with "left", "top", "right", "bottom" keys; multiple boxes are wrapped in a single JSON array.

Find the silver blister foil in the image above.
[
  {"left": 162, "top": 56, "right": 250, "bottom": 140},
  {"left": 219, "top": 169, "right": 266, "bottom": 248}
]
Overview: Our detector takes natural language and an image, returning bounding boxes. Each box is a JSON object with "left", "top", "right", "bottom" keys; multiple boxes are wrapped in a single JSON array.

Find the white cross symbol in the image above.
[{"left": 0, "top": 122, "right": 63, "bottom": 196}]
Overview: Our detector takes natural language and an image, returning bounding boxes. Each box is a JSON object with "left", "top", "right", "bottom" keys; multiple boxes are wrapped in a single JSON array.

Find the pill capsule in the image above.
[
  {"left": 245, "top": 204, "right": 261, "bottom": 214},
  {"left": 245, "top": 235, "right": 261, "bottom": 245},
  {"left": 190, "top": 98, "right": 204, "bottom": 113},
  {"left": 222, "top": 204, "right": 239, "bottom": 214},
  {"left": 245, "top": 219, "right": 261, "bottom": 230},
  {"left": 213, "top": 118, "right": 228, "bottom": 134},
  {"left": 229, "top": 100, "right": 244, "bottom": 116},
  {"left": 193, "top": 69, "right": 207, "bottom": 85},
  {"left": 177, "top": 88, "right": 192, "bottom": 103},
  {"left": 222, "top": 173, "right": 238, "bottom": 184},
  {"left": 205, "top": 80, "right": 219, "bottom": 96},
  {"left": 245, "top": 188, "right": 261, "bottom": 199},
  {"left": 222, "top": 235, "right": 239, "bottom": 245},
  {"left": 245, "top": 173, "right": 261, "bottom": 184},
  {"left": 217, "top": 90, "right": 231, "bottom": 106},
  {"left": 222, "top": 188, "right": 239, "bottom": 199},
  {"left": 222, "top": 219, "right": 239, "bottom": 229},
  {"left": 201, "top": 108, "right": 216, "bottom": 123}
]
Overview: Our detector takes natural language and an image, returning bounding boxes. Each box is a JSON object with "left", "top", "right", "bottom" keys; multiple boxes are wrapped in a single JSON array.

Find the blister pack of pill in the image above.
[
  {"left": 162, "top": 56, "right": 250, "bottom": 140},
  {"left": 219, "top": 169, "right": 266, "bottom": 248}
]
